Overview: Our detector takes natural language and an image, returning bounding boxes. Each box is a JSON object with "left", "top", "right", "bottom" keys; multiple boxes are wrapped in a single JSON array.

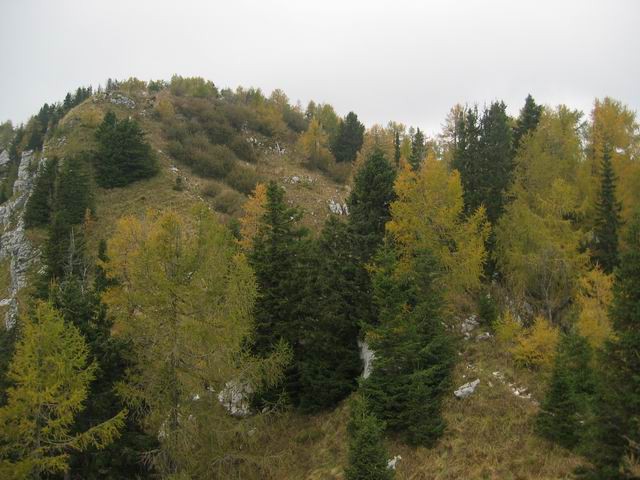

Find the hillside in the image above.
[{"left": 1, "top": 78, "right": 638, "bottom": 480}]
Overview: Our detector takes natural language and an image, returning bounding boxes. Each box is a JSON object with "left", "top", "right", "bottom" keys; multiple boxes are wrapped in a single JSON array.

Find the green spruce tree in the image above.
[
  {"left": 250, "top": 181, "right": 311, "bottom": 404},
  {"left": 513, "top": 94, "right": 543, "bottom": 153},
  {"left": 592, "top": 143, "right": 622, "bottom": 274},
  {"left": 345, "top": 395, "right": 393, "bottom": 480},
  {"left": 362, "top": 245, "right": 454, "bottom": 447},
  {"left": 332, "top": 111, "right": 365, "bottom": 163},
  {"left": 24, "top": 157, "right": 58, "bottom": 228},
  {"left": 409, "top": 128, "right": 425, "bottom": 170},
  {"left": 536, "top": 332, "right": 593, "bottom": 450},
  {"left": 94, "top": 112, "right": 157, "bottom": 188},
  {"left": 587, "top": 212, "right": 640, "bottom": 478},
  {"left": 297, "top": 216, "right": 362, "bottom": 412}
]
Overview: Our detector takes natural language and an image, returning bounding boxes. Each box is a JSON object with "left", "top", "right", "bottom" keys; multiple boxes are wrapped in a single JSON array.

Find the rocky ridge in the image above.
[{"left": 0, "top": 150, "right": 41, "bottom": 328}]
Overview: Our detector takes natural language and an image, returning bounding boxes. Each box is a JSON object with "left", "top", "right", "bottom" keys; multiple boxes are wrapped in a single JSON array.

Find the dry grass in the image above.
[{"left": 248, "top": 337, "right": 583, "bottom": 480}]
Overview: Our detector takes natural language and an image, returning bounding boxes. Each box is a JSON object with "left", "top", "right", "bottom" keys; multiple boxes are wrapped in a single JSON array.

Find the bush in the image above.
[
  {"left": 493, "top": 310, "right": 523, "bottom": 345},
  {"left": 511, "top": 316, "right": 559, "bottom": 370},
  {"left": 201, "top": 181, "right": 222, "bottom": 198},
  {"left": 226, "top": 164, "right": 260, "bottom": 195},
  {"left": 213, "top": 190, "right": 244, "bottom": 215},
  {"left": 169, "top": 75, "right": 218, "bottom": 98},
  {"left": 228, "top": 136, "right": 256, "bottom": 163},
  {"left": 478, "top": 291, "right": 499, "bottom": 326},
  {"left": 173, "top": 176, "right": 185, "bottom": 192}
]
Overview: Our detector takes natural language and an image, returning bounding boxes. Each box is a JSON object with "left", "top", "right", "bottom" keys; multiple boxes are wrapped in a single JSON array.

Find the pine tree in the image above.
[
  {"left": 297, "top": 216, "right": 362, "bottom": 412},
  {"left": 347, "top": 148, "right": 396, "bottom": 328},
  {"left": 451, "top": 106, "right": 481, "bottom": 215},
  {"left": 250, "top": 182, "right": 310, "bottom": 404},
  {"left": 0, "top": 302, "right": 125, "bottom": 479},
  {"left": 513, "top": 94, "right": 543, "bottom": 153},
  {"left": 587, "top": 212, "right": 640, "bottom": 478},
  {"left": 24, "top": 157, "right": 58, "bottom": 227},
  {"left": 332, "top": 111, "right": 365, "bottom": 163},
  {"left": 362, "top": 245, "right": 454, "bottom": 447},
  {"left": 94, "top": 112, "right": 157, "bottom": 188},
  {"left": 56, "top": 154, "right": 93, "bottom": 225},
  {"left": 592, "top": 143, "right": 622, "bottom": 274},
  {"left": 394, "top": 130, "right": 401, "bottom": 166},
  {"left": 536, "top": 332, "right": 593, "bottom": 450},
  {"left": 347, "top": 149, "right": 396, "bottom": 263},
  {"left": 345, "top": 395, "right": 393, "bottom": 480},
  {"left": 409, "top": 128, "right": 425, "bottom": 170}
]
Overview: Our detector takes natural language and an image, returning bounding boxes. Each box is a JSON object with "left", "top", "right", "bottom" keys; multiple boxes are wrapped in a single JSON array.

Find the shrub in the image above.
[
  {"left": 213, "top": 190, "right": 244, "bottom": 215},
  {"left": 493, "top": 310, "right": 523, "bottom": 345},
  {"left": 226, "top": 164, "right": 260, "bottom": 195},
  {"left": 478, "top": 291, "right": 499, "bottom": 326},
  {"left": 173, "top": 177, "right": 184, "bottom": 192},
  {"left": 201, "top": 181, "right": 222, "bottom": 198},
  {"left": 511, "top": 316, "right": 559, "bottom": 370},
  {"left": 228, "top": 136, "right": 256, "bottom": 163},
  {"left": 169, "top": 75, "right": 218, "bottom": 98}
]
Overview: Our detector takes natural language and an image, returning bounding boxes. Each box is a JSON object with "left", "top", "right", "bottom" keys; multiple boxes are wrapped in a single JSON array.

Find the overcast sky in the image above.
[{"left": 1, "top": 0, "right": 638, "bottom": 135}]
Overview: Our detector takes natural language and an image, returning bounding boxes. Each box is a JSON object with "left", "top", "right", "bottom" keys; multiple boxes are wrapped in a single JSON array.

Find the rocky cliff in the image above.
[{"left": 0, "top": 150, "right": 41, "bottom": 328}]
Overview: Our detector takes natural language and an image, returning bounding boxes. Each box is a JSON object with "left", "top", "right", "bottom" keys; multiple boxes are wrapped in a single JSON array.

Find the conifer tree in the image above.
[
  {"left": 24, "top": 157, "right": 58, "bottom": 227},
  {"left": 347, "top": 149, "right": 396, "bottom": 263},
  {"left": 0, "top": 302, "right": 125, "bottom": 479},
  {"left": 103, "top": 206, "right": 288, "bottom": 476},
  {"left": 345, "top": 395, "right": 393, "bottom": 480},
  {"left": 52, "top": 242, "right": 155, "bottom": 478},
  {"left": 297, "top": 216, "right": 362, "bottom": 412},
  {"left": 394, "top": 130, "right": 401, "bottom": 166},
  {"left": 56, "top": 153, "right": 94, "bottom": 225},
  {"left": 451, "top": 106, "right": 481, "bottom": 215},
  {"left": 409, "top": 128, "right": 425, "bottom": 170},
  {"left": 94, "top": 112, "right": 157, "bottom": 188},
  {"left": 513, "top": 94, "right": 543, "bottom": 152},
  {"left": 347, "top": 149, "right": 396, "bottom": 328},
  {"left": 587, "top": 212, "right": 640, "bottom": 478},
  {"left": 592, "top": 144, "right": 622, "bottom": 274},
  {"left": 332, "top": 111, "right": 365, "bottom": 163},
  {"left": 536, "top": 332, "right": 593, "bottom": 450},
  {"left": 250, "top": 182, "right": 310, "bottom": 403},
  {"left": 362, "top": 245, "right": 454, "bottom": 447}
]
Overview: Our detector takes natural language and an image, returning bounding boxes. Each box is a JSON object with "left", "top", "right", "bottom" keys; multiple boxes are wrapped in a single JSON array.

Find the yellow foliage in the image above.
[
  {"left": 239, "top": 183, "right": 267, "bottom": 251},
  {"left": 576, "top": 268, "right": 613, "bottom": 348},
  {"left": 299, "top": 118, "right": 335, "bottom": 171},
  {"left": 155, "top": 97, "right": 175, "bottom": 121},
  {"left": 511, "top": 316, "right": 559, "bottom": 370},
  {"left": 493, "top": 310, "right": 523, "bottom": 345},
  {"left": 387, "top": 153, "right": 489, "bottom": 307}
]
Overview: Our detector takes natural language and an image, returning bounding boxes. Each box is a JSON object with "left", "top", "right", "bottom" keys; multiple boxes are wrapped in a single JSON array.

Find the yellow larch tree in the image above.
[{"left": 386, "top": 153, "right": 489, "bottom": 309}]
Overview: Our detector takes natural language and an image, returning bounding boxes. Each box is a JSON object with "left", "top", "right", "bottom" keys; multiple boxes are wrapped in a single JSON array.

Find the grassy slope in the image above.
[{"left": 37, "top": 89, "right": 582, "bottom": 479}]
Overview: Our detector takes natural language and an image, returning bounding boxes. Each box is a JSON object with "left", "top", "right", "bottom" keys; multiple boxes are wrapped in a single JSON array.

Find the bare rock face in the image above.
[
  {"left": 0, "top": 150, "right": 42, "bottom": 328},
  {"left": 0, "top": 150, "right": 9, "bottom": 167}
]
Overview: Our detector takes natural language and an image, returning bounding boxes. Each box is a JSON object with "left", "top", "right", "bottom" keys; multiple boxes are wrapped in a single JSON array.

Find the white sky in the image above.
[{"left": 1, "top": 0, "right": 638, "bottom": 135}]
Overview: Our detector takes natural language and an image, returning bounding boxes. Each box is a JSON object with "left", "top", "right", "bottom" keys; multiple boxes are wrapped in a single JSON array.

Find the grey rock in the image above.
[
  {"left": 454, "top": 379, "right": 480, "bottom": 399},
  {"left": 0, "top": 150, "right": 42, "bottom": 328},
  {"left": 358, "top": 339, "right": 375, "bottom": 379},
  {"left": 0, "top": 150, "right": 9, "bottom": 167}
]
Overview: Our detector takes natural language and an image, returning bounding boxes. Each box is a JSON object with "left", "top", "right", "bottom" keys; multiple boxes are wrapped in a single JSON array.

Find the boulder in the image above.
[{"left": 454, "top": 379, "right": 480, "bottom": 399}]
